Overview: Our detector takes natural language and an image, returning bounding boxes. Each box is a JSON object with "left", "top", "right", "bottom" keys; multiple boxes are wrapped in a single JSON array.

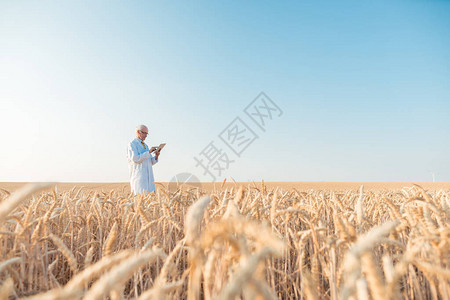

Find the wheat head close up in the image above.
[{"left": 0, "top": 182, "right": 448, "bottom": 299}]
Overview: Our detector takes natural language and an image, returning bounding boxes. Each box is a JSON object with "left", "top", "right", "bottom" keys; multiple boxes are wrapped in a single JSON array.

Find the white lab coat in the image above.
[{"left": 127, "top": 138, "right": 159, "bottom": 195}]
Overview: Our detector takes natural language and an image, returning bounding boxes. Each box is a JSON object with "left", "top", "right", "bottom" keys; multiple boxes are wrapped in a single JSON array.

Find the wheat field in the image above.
[{"left": 0, "top": 182, "right": 449, "bottom": 299}]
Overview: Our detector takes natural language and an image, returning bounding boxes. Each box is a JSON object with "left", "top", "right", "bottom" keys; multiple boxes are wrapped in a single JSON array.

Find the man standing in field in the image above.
[{"left": 127, "top": 125, "right": 161, "bottom": 195}]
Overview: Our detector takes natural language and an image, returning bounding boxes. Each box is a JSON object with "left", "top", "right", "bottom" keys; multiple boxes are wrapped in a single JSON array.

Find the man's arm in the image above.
[
  {"left": 151, "top": 152, "right": 159, "bottom": 165},
  {"left": 127, "top": 142, "right": 150, "bottom": 164}
]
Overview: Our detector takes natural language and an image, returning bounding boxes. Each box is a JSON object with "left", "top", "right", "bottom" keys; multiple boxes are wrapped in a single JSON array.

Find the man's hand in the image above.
[
  {"left": 155, "top": 150, "right": 160, "bottom": 160},
  {"left": 149, "top": 147, "right": 157, "bottom": 153}
]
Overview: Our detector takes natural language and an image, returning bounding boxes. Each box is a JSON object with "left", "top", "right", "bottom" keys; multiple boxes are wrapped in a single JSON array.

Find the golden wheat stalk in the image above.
[
  {"left": 83, "top": 248, "right": 166, "bottom": 300},
  {"left": 0, "top": 183, "right": 53, "bottom": 222}
]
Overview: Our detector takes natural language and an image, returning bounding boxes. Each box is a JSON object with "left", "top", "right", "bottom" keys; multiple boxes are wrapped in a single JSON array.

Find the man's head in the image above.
[{"left": 136, "top": 125, "right": 149, "bottom": 141}]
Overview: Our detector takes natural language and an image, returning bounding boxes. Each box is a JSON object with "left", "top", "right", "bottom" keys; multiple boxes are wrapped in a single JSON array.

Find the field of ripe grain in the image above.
[
  {"left": 2, "top": 181, "right": 450, "bottom": 194},
  {"left": 0, "top": 182, "right": 449, "bottom": 299}
]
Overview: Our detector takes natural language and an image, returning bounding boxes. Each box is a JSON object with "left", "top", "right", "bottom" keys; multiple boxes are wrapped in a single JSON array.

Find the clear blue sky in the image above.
[{"left": 1, "top": 0, "right": 449, "bottom": 182}]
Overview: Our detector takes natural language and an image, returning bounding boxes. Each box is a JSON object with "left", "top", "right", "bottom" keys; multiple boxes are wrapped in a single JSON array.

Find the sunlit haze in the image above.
[{"left": 1, "top": 1, "right": 449, "bottom": 182}]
